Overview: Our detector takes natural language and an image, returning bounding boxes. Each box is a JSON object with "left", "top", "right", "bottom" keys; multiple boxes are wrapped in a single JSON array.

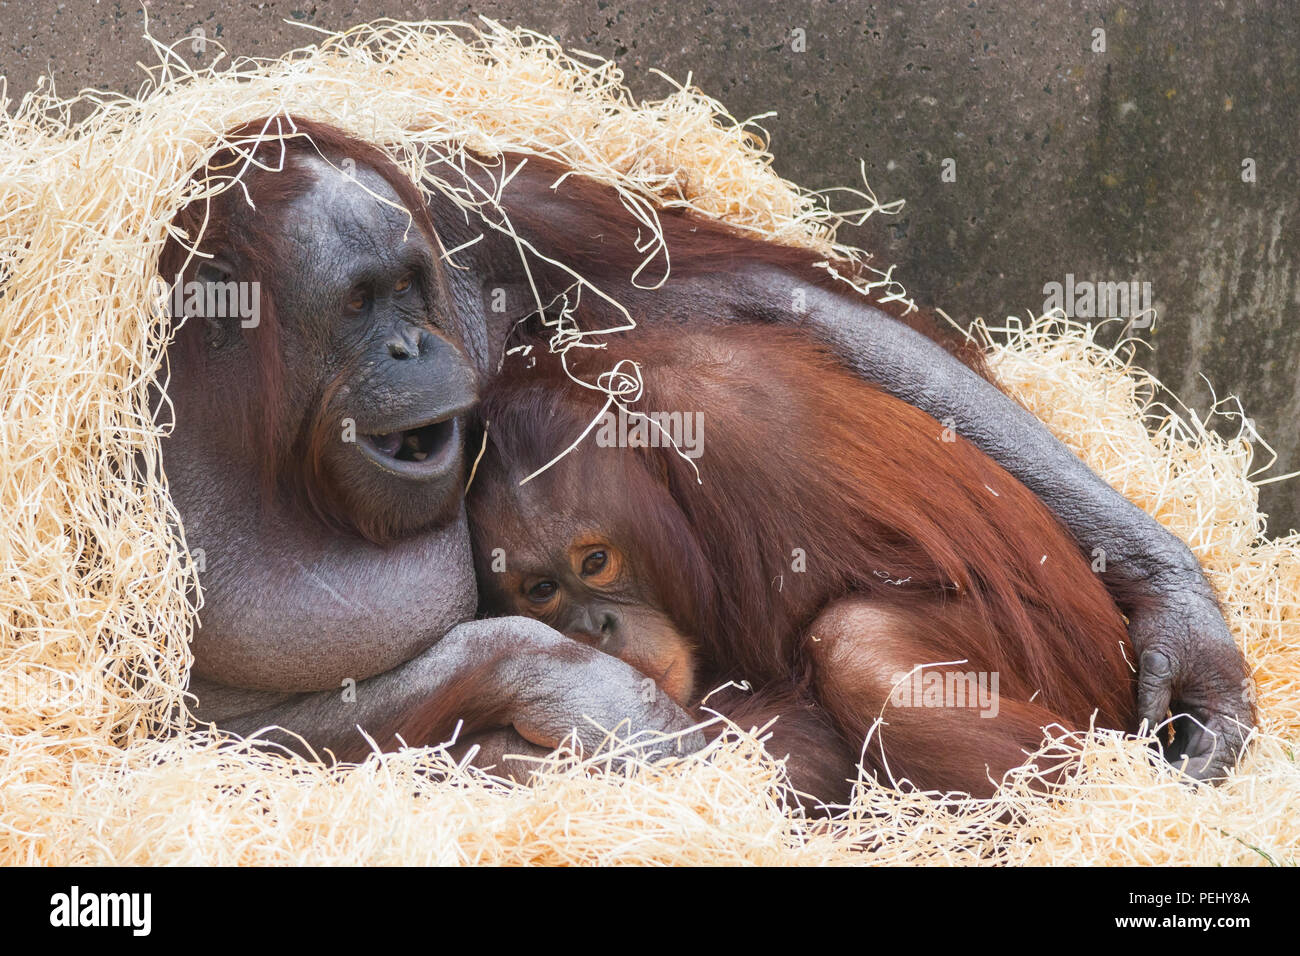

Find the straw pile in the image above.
[{"left": 0, "top": 19, "right": 1295, "bottom": 866}]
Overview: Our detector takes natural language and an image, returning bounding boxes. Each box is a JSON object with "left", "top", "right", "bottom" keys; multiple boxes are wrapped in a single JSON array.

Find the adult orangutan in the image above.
[
  {"left": 434, "top": 149, "right": 1252, "bottom": 780},
  {"left": 160, "top": 116, "right": 1249, "bottom": 778},
  {"left": 466, "top": 322, "right": 1137, "bottom": 800}
]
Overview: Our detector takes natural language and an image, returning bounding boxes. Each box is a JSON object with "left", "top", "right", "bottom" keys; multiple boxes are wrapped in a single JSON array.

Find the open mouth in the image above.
[{"left": 359, "top": 416, "right": 460, "bottom": 475}]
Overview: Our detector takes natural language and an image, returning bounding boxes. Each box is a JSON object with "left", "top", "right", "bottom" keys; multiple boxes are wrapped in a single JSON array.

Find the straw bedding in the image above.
[{"left": 0, "top": 19, "right": 1294, "bottom": 866}]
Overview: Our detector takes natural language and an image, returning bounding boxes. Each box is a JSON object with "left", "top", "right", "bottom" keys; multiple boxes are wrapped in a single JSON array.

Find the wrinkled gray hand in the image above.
[
  {"left": 1131, "top": 592, "right": 1254, "bottom": 780},
  {"left": 473, "top": 617, "right": 706, "bottom": 761}
]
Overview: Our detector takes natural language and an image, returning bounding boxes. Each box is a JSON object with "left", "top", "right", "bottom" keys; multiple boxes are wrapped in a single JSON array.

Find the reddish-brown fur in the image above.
[
  {"left": 470, "top": 322, "right": 1137, "bottom": 798},
  {"left": 452, "top": 147, "right": 996, "bottom": 380}
]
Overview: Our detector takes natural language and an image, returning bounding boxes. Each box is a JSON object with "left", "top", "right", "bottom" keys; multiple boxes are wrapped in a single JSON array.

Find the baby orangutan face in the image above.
[{"left": 472, "top": 490, "right": 698, "bottom": 707}]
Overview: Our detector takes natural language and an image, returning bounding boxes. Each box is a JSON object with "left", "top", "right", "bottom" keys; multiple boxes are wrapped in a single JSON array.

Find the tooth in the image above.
[
  {"left": 373, "top": 432, "right": 402, "bottom": 456},
  {"left": 411, "top": 451, "right": 428, "bottom": 462}
]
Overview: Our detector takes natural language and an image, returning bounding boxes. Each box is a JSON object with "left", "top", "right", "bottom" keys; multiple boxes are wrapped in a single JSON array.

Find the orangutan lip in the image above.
[{"left": 358, "top": 414, "right": 462, "bottom": 477}]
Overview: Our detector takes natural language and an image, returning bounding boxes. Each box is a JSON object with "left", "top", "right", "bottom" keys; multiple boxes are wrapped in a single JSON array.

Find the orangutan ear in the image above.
[
  {"left": 194, "top": 256, "right": 234, "bottom": 287},
  {"left": 188, "top": 255, "right": 240, "bottom": 348}
]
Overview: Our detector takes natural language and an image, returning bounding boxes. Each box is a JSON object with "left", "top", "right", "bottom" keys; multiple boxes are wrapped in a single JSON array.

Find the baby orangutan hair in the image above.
[{"left": 466, "top": 322, "right": 1136, "bottom": 805}]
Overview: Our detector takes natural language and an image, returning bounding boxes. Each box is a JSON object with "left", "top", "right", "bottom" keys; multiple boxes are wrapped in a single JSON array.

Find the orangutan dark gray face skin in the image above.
[
  {"left": 285, "top": 163, "right": 477, "bottom": 533},
  {"left": 194, "top": 157, "right": 478, "bottom": 540}
]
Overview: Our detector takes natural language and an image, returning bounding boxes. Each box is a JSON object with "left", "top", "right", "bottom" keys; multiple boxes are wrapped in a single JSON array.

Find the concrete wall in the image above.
[{"left": 5, "top": 0, "right": 1298, "bottom": 530}]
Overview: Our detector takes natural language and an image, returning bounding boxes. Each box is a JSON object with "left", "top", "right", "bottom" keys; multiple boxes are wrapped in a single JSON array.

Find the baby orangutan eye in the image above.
[
  {"left": 580, "top": 551, "right": 607, "bottom": 577},
  {"left": 526, "top": 580, "right": 558, "bottom": 604}
]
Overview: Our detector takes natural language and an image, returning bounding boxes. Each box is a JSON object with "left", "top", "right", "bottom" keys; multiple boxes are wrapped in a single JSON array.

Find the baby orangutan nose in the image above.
[
  {"left": 567, "top": 607, "right": 625, "bottom": 654},
  {"left": 542, "top": 600, "right": 696, "bottom": 706}
]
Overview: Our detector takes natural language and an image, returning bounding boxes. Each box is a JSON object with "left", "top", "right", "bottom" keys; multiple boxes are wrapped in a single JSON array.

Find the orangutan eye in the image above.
[
  {"left": 526, "top": 580, "right": 558, "bottom": 604},
  {"left": 393, "top": 274, "right": 412, "bottom": 294},
  {"left": 345, "top": 289, "right": 368, "bottom": 314},
  {"left": 581, "top": 551, "right": 608, "bottom": 577}
]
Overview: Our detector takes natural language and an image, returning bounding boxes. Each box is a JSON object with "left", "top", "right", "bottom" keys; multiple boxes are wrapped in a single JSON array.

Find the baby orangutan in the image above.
[
  {"left": 467, "top": 323, "right": 1137, "bottom": 804},
  {"left": 478, "top": 534, "right": 699, "bottom": 707}
]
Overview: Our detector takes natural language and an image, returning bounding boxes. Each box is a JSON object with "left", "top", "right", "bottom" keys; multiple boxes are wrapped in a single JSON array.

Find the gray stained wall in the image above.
[{"left": 5, "top": 0, "right": 1298, "bottom": 532}]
